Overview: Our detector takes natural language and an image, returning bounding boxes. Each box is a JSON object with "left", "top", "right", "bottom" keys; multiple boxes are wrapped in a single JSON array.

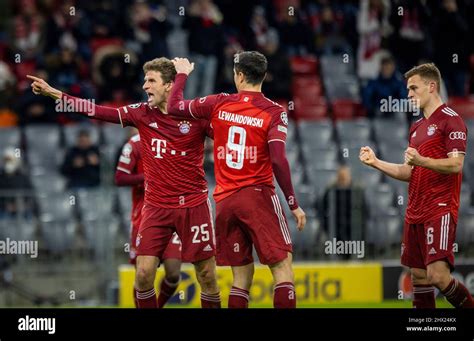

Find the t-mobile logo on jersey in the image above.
[{"left": 151, "top": 138, "right": 167, "bottom": 158}]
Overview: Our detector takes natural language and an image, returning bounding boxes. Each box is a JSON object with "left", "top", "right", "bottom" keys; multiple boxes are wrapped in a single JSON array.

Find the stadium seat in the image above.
[
  {"left": 290, "top": 56, "right": 318, "bottom": 75},
  {"left": 293, "top": 97, "right": 328, "bottom": 120},
  {"left": 77, "top": 188, "right": 115, "bottom": 221},
  {"left": 0, "top": 127, "right": 21, "bottom": 149},
  {"left": 25, "top": 125, "right": 61, "bottom": 152},
  {"left": 64, "top": 124, "right": 100, "bottom": 146},
  {"left": 31, "top": 173, "right": 66, "bottom": 193},
  {"left": 0, "top": 218, "right": 36, "bottom": 241},
  {"left": 40, "top": 220, "right": 76, "bottom": 254},
  {"left": 320, "top": 55, "right": 355, "bottom": 78},
  {"left": 102, "top": 123, "right": 128, "bottom": 148},
  {"left": 373, "top": 118, "right": 408, "bottom": 146},
  {"left": 351, "top": 167, "right": 382, "bottom": 187},
  {"left": 306, "top": 166, "right": 338, "bottom": 195},
  {"left": 292, "top": 76, "right": 323, "bottom": 98},
  {"left": 336, "top": 118, "right": 371, "bottom": 144},
  {"left": 82, "top": 216, "right": 120, "bottom": 258},
  {"left": 298, "top": 119, "right": 333, "bottom": 145},
  {"left": 373, "top": 210, "right": 402, "bottom": 251},
  {"left": 457, "top": 210, "right": 474, "bottom": 250},
  {"left": 365, "top": 183, "right": 395, "bottom": 216},
  {"left": 302, "top": 143, "right": 338, "bottom": 169},
  {"left": 37, "top": 192, "right": 75, "bottom": 222},
  {"left": 324, "top": 77, "right": 361, "bottom": 102},
  {"left": 331, "top": 99, "right": 364, "bottom": 120}
]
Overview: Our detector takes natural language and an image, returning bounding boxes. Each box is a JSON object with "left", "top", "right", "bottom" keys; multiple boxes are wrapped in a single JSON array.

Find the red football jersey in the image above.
[
  {"left": 406, "top": 104, "right": 468, "bottom": 224},
  {"left": 116, "top": 134, "right": 144, "bottom": 227},
  {"left": 117, "top": 103, "right": 212, "bottom": 208},
  {"left": 186, "top": 91, "right": 288, "bottom": 202}
]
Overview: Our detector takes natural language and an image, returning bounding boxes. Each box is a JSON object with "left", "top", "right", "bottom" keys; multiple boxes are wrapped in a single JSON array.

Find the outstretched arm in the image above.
[{"left": 27, "top": 75, "right": 121, "bottom": 124}]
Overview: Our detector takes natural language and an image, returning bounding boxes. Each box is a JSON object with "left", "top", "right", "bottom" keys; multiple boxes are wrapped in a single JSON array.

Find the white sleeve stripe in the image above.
[
  {"left": 117, "top": 108, "right": 124, "bottom": 128},
  {"left": 123, "top": 106, "right": 128, "bottom": 113},
  {"left": 268, "top": 139, "right": 286, "bottom": 144},
  {"left": 447, "top": 151, "right": 466, "bottom": 155},
  {"left": 188, "top": 100, "right": 197, "bottom": 119},
  {"left": 117, "top": 166, "right": 131, "bottom": 174}
]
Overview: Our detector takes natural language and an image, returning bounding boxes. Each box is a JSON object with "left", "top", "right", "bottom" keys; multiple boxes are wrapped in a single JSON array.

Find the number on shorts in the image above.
[
  {"left": 191, "top": 224, "right": 210, "bottom": 243},
  {"left": 171, "top": 233, "right": 180, "bottom": 244},
  {"left": 226, "top": 126, "right": 246, "bottom": 170},
  {"left": 427, "top": 227, "right": 434, "bottom": 245}
]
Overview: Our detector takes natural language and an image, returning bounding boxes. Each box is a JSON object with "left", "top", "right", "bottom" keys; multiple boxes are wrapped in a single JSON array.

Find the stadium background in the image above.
[{"left": 0, "top": 0, "right": 473, "bottom": 307}]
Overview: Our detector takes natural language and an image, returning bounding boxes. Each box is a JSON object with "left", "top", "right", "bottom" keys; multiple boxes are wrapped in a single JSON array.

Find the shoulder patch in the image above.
[
  {"left": 128, "top": 103, "right": 142, "bottom": 109},
  {"left": 131, "top": 134, "right": 140, "bottom": 142},
  {"left": 121, "top": 143, "right": 133, "bottom": 157}
]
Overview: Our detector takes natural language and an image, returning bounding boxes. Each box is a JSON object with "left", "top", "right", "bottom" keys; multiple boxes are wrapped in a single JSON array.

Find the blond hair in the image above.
[{"left": 404, "top": 63, "right": 441, "bottom": 93}]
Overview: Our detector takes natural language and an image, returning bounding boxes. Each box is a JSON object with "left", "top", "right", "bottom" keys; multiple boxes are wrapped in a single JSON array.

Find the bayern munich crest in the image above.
[
  {"left": 178, "top": 121, "right": 192, "bottom": 134},
  {"left": 427, "top": 124, "right": 437, "bottom": 136}
]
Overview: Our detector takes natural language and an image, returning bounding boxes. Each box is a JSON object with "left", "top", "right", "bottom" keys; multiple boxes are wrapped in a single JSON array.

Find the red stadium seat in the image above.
[
  {"left": 293, "top": 97, "right": 328, "bottom": 120},
  {"left": 331, "top": 99, "right": 364, "bottom": 121},
  {"left": 448, "top": 96, "right": 474, "bottom": 119},
  {"left": 290, "top": 56, "right": 319, "bottom": 75},
  {"left": 292, "top": 76, "right": 323, "bottom": 97}
]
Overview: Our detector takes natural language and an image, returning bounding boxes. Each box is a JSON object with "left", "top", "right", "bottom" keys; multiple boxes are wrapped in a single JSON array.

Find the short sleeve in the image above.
[
  {"left": 117, "top": 103, "right": 147, "bottom": 127},
  {"left": 444, "top": 116, "right": 467, "bottom": 156},
  {"left": 189, "top": 94, "right": 221, "bottom": 120},
  {"left": 267, "top": 108, "right": 289, "bottom": 143}
]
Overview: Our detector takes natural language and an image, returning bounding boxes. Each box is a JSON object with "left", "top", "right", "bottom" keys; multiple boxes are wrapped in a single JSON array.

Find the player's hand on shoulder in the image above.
[
  {"left": 359, "top": 146, "right": 377, "bottom": 166},
  {"left": 172, "top": 58, "right": 195, "bottom": 76},
  {"left": 291, "top": 207, "right": 306, "bottom": 231}
]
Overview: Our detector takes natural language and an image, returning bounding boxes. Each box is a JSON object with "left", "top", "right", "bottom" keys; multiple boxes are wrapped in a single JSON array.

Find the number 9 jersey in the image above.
[{"left": 187, "top": 90, "right": 289, "bottom": 203}]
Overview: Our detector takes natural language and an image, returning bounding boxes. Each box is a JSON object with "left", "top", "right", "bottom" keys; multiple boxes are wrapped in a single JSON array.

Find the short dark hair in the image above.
[
  {"left": 234, "top": 51, "right": 267, "bottom": 85},
  {"left": 404, "top": 63, "right": 441, "bottom": 93}
]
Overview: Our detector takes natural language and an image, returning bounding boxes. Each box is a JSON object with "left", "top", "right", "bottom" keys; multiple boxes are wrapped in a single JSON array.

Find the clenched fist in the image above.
[
  {"left": 172, "top": 58, "right": 195, "bottom": 76},
  {"left": 359, "top": 146, "right": 377, "bottom": 166}
]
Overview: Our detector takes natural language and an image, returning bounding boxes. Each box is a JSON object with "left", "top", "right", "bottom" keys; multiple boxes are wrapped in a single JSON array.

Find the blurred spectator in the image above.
[
  {"left": 318, "top": 165, "right": 367, "bottom": 252},
  {"left": 16, "top": 69, "right": 58, "bottom": 125},
  {"left": 44, "top": 0, "right": 81, "bottom": 55},
  {"left": 261, "top": 29, "right": 292, "bottom": 101},
  {"left": 388, "top": 0, "right": 432, "bottom": 73},
  {"left": 92, "top": 45, "right": 140, "bottom": 102},
  {"left": 61, "top": 129, "right": 101, "bottom": 189},
  {"left": 183, "top": 0, "right": 224, "bottom": 98},
  {"left": 362, "top": 55, "right": 407, "bottom": 118},
  {"left": 216, "top": 35, "right": 243, "bottom": 93},
  {"left": 8, "top": 0, "right": 44, "bottom": 59},
  {"left": 0, "top": 61, "right": 18, "bottom": 127},
  {"left": 125, "top": 1, "right": 172, "bottom": 64},
  {"left": 356, "top": 0, "right": 391, "bottom": 81},
  {"left": 275, "top": 3, "right": 315, "bottom": 56},
  {"left": 312, "top": 4, "right": 352, "bottom": 56},
  {"left": 432, "top": 0, "right": 470, "bottom": 96},
  {"left": 0, "top": 147, "right": 34, "bottom": 219}
]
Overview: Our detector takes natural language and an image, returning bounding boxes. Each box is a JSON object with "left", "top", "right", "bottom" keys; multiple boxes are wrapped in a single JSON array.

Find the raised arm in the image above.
[
  {"left": 360, "top": 146, "right": 412, "bottom": 182},
  {"left": 27, "top": 75, "right": 121, "bottom": 124}
]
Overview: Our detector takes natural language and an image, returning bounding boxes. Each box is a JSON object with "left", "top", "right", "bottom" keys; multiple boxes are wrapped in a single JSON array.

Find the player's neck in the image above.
[
  {"left": 422, "top": 96, "right": 443, "bottom": 119},
  {"left": 158, "top": 101, "right": 168, "bottom": 114},
  {"left": 238, "top": 84, "right": 262, "bottom": 93}
]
